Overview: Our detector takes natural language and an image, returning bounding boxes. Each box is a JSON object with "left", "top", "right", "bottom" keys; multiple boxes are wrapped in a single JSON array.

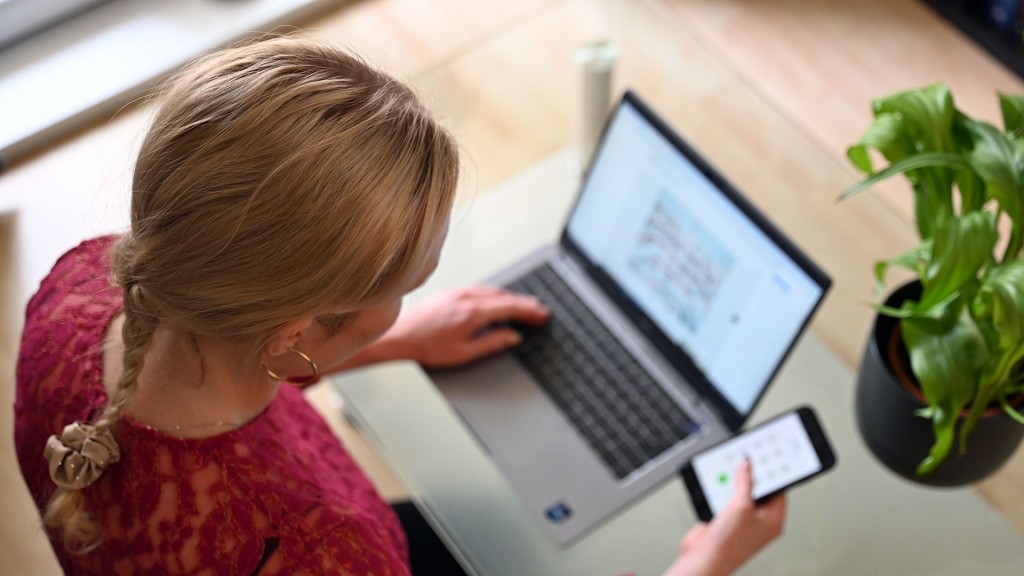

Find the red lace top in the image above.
[{"left": 15, "top": 236, "right": 411, "bottom": 575}]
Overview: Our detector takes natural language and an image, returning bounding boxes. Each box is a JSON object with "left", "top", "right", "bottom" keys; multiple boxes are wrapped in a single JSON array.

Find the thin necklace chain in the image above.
[{"left": 143, "top": 420, "right": 243, "bottom": 434}]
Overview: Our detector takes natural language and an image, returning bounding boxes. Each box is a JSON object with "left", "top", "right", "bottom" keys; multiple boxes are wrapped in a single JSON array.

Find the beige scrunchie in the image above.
[{"left": 45, "top": 422, "right": 121, "bottom": 490}]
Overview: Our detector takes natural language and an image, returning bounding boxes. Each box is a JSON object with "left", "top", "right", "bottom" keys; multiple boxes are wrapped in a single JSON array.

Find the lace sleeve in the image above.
[
  {"left": 14, "top": 235, "right": 122, "bottom": 507},
  {"left": 265, "top": 510, "right": 412, "bottom": 576}
]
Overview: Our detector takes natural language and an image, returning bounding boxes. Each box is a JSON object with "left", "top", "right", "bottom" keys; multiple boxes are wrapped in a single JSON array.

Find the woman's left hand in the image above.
[
  {"left": 664, "top": 459, "right": 786, "bottom": 576},
  {"left": 375, "top": 285, "right": 550, "bottom": 369}
]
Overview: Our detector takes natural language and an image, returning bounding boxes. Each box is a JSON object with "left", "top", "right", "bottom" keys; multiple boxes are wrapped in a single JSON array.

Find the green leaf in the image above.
[
  {"left": 960, "top": 261, "right": 1024, "bottom": 443},
  {"left": 999, "top": 92, "right": 1024, "bottom": 133},
  {"left": 904, "top": 301, "right": 985, "bottom": 410},
  {"left": 983, "top": 261, "right": 1024, "bottom": 347},
  {"left": 847, "top": 144, "right": 874, "bottom": 175},
  {"left": 876, "top": 84, "right": 963, "bottom": 235},
  {"left": 873, "top": 83, "right": 957, "bottom": 154},
  {"left": 873, "top": 260, "right": 888, "bottom": 291},
  {"left": 917, "top": 407, "right": 956, "bottom": 476},
  {"left": 872, "top": 302, "right": 915, "bottom": 319},
  {"left": 917, "top": 212, "right": 997, "bottom": 312},
  {"left": 837, "top": 152, "right": 969, "bottom": 203},
  {"left": 847, "top": 113, "right": 907, "bottom": 174},
  {"left": 1000, "top": 394, "right": 1024, "bottom": 426},
  {"left": 844, "top": 84, "right": 965, "bottom": 239},
  {"left": 873, "top": 242, "right": 930, "bottom": 294},
  {"left": 964, "top": 121, "right": 1024, "bottom": 258},
  {"left": 955, "top": 169, "right": 985, "bottom": 214},
  {"left": 1006, "top": 137, "right": 1024, "bottom": 259},
  {"left": 902, "top": 300, "right": 987, "bottom": 474}
]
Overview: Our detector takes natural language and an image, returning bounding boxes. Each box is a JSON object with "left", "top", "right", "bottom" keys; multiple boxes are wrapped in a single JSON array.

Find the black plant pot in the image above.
[{"left": 855, "top": 281, "right": 1024, "bottom": 487}]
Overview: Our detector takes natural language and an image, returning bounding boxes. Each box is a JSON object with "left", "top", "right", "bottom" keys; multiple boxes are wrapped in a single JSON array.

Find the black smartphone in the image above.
[{"left": 679, "top": 405, "right": 836, "bottom": 521}]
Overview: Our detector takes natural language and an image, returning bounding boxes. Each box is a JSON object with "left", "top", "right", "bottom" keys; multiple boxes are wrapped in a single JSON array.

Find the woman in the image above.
[{"left": 15, "top": 37, "right": 783, "bottom": 575}]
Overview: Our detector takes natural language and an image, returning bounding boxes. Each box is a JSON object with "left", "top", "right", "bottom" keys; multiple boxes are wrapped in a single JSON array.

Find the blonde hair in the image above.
[{"left": 45, "top": 37, "right": 459, "bottom": 551}]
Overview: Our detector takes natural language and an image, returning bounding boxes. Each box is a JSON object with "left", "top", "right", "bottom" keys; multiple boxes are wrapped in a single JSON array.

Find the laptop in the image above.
[{"left": 427, "top": 90, "right": 831, "bottom": 545}]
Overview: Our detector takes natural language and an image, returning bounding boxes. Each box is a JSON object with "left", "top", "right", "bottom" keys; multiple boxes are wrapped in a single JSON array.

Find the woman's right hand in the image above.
[{"left": 664, "top": 459, "right": 786, "bottom": 576}]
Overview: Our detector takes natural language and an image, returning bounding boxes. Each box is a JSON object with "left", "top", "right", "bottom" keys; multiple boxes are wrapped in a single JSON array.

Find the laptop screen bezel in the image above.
[{"left": 559, "top": 90, "right": 831, "bottom": 431}]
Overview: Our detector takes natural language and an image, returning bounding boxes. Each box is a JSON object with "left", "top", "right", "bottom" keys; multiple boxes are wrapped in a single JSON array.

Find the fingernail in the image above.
[{"left": 508, "top": 332, "right": 522, "bottom": 345}]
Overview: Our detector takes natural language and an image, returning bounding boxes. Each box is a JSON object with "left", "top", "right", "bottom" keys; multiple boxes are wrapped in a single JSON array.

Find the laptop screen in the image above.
[{"left": 564, "top": 92, "right": 829, "bottom": 424}]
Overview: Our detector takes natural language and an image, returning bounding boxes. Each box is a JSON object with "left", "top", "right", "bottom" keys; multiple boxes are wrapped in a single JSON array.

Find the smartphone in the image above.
[{"left": 679, "top": 406, "right": 836, "bottom": 521}]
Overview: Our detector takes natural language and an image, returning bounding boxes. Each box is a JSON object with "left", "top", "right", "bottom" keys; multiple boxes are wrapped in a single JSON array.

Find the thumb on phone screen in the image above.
[
  {"left": 669, "top": 459, "right": 787, "bottom": 576},
  {"left": 733, "top": 458, "right": 754, "bottom": 500}
]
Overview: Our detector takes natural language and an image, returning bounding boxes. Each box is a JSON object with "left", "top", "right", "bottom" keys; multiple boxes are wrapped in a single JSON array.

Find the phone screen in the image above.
[{"left": 690, "top": 411, "right": 823, "bottom": 516}]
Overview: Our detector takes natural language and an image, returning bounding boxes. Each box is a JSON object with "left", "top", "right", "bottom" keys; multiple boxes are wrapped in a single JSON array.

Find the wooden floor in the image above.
[{"left": 4, "top": 0, "right": 1024, "bottom": 572}]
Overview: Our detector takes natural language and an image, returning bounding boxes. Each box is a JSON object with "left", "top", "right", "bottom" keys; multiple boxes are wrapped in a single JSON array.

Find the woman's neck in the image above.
[{"left": 103, "top": 313, "right": 280, "bottom": 438}]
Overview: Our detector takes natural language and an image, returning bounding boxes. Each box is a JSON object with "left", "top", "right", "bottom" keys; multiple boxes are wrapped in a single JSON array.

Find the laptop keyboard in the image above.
[{"left": 506, "top": 264, "right": 700, "bottom": 479}]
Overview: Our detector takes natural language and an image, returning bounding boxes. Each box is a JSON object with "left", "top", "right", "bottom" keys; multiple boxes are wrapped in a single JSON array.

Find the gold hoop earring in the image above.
[{"left": 263, "top": 348, "right": 320, "bottom": 386}]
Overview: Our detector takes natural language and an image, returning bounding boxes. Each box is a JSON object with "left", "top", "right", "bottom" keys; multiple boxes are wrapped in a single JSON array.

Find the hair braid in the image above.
[{"left": 44, "top": 257, "right": 158, "bottom": 553}]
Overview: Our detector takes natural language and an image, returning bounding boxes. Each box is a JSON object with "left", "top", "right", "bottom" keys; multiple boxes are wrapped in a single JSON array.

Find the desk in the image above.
[
  {"left": 324, "top": 0, "right": 1024, "bottom": 572},
  {"left": 332, "top": 151, "right": 1024, "bottom": 575}
]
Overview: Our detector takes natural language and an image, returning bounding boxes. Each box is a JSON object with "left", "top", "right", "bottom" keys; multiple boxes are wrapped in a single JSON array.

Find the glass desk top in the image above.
[{"left": 330, "top": 153, "right": 1024, "bottom": 575}]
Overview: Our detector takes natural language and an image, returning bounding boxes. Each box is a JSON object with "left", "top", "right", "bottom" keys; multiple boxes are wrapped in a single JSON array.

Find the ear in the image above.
[{"left": 264, "top": 317, "right": 317, "bottom": 358}]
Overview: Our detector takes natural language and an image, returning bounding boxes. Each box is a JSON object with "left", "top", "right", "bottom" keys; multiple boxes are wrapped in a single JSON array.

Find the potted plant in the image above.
[{"left": 840, "top": 82, "right": 1024, "bottom": 486}]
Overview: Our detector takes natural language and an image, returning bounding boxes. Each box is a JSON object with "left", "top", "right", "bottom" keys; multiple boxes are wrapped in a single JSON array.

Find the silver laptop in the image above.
[{"left": 428, "top": 91, "right": 831, "bottom": 545}]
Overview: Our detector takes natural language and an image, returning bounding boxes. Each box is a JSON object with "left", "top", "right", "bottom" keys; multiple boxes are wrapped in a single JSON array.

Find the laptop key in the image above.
[{"left": 507, "top": 264, "right": 697, "bottom": 480}]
